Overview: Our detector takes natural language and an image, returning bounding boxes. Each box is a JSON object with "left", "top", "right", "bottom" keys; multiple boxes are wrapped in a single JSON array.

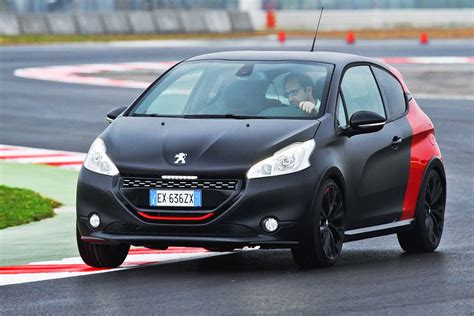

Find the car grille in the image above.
[
  {"left": 119, "top": 176, "right": 242, "bottom": 223},
  {"left": 122, "top": 177, "right": 239, "bottom": 190},
  {"left": 104, "top": 222, "right": 256, "bottom": 237}
]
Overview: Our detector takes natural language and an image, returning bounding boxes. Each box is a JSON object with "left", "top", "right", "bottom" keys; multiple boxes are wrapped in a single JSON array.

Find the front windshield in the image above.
[{"left": 131, "top": 60, "right": 334, "bottom": 119}]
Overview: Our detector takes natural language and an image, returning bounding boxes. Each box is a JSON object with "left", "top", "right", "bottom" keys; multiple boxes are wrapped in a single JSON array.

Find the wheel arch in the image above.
[
  {"left": 424, "top": 157, "right": 447, "bottom": 201},
  {"left": 324, "top": 168, "right": 348, "bottom": 208},
  {"left": 305, "top": 166, "right": 348, "bottom": 226},
  {"left": 411, "top": 157, "right": 447, "bottom": 220}
]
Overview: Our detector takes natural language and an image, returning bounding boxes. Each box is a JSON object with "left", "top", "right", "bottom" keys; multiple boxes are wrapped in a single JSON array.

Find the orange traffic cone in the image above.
[
  {"left": 346, "top": 31, "right": 355, "bottom": 45},
  {"left": 266, "top": 9, "right": 276, "bottom": 29},
  {"left": 278, "top": 31, "right": 286, "bottom": 43},
  {"left": 420, "top": 32, "right": 429, "bottom": 45}
]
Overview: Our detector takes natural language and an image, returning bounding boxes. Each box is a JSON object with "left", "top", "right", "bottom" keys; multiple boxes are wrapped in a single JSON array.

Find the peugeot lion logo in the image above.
[{"left": 174, "top": 153, "right": 187, "bottom": 164}]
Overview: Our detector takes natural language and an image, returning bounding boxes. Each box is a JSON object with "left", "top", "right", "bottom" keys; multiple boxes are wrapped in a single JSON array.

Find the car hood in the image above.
[{"left": 102, "top": 117, "right": 320, "bottom": 177}]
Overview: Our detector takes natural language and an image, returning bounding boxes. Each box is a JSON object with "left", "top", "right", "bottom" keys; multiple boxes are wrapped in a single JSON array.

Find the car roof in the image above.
[{"left": 187, "top": 51, "right": 383, "bottom": 67}]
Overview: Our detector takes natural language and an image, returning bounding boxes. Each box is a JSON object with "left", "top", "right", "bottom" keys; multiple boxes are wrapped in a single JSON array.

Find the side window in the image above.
[
  {"left": 372, "top": 67, "right": 407, "bottom": 119},
  {"left": 336, "top": 93, "right": 348, "bottom": 127},
  {"left": 340, "top": 66, "right": 385, "bottom": 120}
]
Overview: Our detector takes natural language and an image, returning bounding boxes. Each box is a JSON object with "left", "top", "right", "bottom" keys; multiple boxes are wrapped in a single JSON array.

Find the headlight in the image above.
[
  {"left": 83, "top": 138, "right": 119, "bottom": 176},
  {"left": 246, "top": 139, "right": 315, "bottom": 179}
]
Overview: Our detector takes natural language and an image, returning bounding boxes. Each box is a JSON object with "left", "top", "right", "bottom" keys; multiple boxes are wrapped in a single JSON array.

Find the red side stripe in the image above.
[
  {"left": 137, "top": 212, "right": 214, "bottom": 221},
  {"left": 129, "top": 247, "right": 207, "bottom": 255}
]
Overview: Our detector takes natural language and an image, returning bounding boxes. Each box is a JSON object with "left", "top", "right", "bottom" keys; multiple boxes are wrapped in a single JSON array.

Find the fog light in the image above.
[
  {"left": 89, "top": 213, "right": 101, "bottom": 229},
  {"left": 262, "top": 217, "right": 279, "bottom": 233}
]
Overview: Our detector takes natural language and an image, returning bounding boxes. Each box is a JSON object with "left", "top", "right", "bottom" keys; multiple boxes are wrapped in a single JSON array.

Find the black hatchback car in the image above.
[{"left": 77, "top": 51, "right": 446, "bottom": 268}]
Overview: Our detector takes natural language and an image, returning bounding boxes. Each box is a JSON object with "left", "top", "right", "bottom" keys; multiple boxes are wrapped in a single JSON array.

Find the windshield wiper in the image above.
[
  {"left": 131, "top": 113, "right": 268, "bottom": 119},
  {"left": 131, "top": 113, "right": 183, "bottom": 118},
  {"left": 182, "top": 114, "right": 267, "bottom": 119}
]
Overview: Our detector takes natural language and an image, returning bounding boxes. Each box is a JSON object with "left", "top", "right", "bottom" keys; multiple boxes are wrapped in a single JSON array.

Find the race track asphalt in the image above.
[{"left": 0, "top": 38, "right": 473, "bottom": 314}]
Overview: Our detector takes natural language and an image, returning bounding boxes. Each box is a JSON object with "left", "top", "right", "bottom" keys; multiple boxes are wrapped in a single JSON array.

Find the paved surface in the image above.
[{"left": 0, "top": 38, "right": 473, "bottom": 314}]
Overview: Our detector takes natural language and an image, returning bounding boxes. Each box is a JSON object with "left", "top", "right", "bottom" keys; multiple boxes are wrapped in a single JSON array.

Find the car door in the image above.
[
  {"left": 370, "top": 65, "right": 413, "bottom": 220},
  {"left": 337, "top": 65, "right": 406, "bottom": 229}
]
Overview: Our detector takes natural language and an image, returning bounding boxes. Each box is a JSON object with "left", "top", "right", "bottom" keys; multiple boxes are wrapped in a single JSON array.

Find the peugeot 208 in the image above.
[{"left": 77, "top": 52, "right": 446, "bottom": 268}]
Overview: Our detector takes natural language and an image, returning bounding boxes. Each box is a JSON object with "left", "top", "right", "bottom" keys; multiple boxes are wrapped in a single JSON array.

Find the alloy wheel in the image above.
[
  {"left": 319, "top": 185, "right": 344, "bottom": 260},
  {"left": 424, "top": 172, "right": 445, "bottom": 246}
]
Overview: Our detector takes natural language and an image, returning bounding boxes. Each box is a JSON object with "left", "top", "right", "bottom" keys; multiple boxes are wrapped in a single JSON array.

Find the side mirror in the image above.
[
  {"left": 106, "top": 106, "right": 127, "bottom": 123},
  {"left": 344, "top": 111, "right": 385, "bottom": 136}
]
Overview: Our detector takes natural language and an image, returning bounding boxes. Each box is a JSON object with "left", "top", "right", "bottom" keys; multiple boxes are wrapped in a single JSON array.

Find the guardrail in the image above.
[
  {"left": 249, "top": 9, "right": 474, "bottom": 30},
  {"left": 1, "top": 9, "right": 472, "bottom": 36},
  {"left": 0, "top": 10, "right": 255, "bottom": 36}
]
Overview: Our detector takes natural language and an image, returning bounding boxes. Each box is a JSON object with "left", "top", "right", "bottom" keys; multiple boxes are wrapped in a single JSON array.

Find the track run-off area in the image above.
[{"left": 0, "top": 38, "right": 473, "bottom": 314}]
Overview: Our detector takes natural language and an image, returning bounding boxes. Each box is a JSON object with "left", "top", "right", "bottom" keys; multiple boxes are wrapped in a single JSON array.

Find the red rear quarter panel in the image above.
[{"left": 388, "top": 65, "right": 442, "bottom": 220}]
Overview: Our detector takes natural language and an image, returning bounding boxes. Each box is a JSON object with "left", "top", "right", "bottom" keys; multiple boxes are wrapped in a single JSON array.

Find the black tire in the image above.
[
  {"left": 77, "top": 228, "right": 130, "bottom": 268},
  {"left": 292, "top": 179, "right": 345, "bottom": 268},
  {"left": 397, "top": 169, "right": 445, "bottom": 253}
]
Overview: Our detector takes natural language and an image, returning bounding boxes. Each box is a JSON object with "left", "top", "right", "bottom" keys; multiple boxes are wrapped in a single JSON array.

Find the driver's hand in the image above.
[{"left": 299, "top": 100, "right": 320, "bottom": 114}]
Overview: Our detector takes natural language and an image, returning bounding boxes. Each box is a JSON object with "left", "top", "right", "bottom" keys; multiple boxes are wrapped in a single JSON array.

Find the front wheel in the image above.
[
  {"left": 77, "top": 228, "right": 130, "bottom": 268},
  {"left": 292, "top": 179, "right": 345, "bottom": 268},
  {"left": 397, "top": 169, "right": 446, "bottom": 253}
]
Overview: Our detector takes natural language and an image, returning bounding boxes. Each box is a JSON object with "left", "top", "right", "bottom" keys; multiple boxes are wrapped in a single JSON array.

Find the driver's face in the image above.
[{"left": 284, "top": 79, "right": 310, "bottom": 106}]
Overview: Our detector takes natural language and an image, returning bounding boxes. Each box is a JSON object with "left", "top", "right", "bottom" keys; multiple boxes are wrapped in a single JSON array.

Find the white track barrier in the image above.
[
  {"left": 46, "top": 14, "right": 78, "bottom": 35},
  {"left": 128, "top": 11, "right": 158, "bottom": 34},
  {"left": 75, "top": 13, "right": 105, "bottom": 35},
  {"left": 203, "top": 10, "right": 232, "bottom": 33},
  {"left": 249, "top": 9, "right": 474, "bottom": 31},
  {"left": 102, "top": 12, "right": 132, "bottom": 34},
  {"left": 229, "top": 11, "right": 255, "bottom": 32},
  {"left": 0, "top": 13, "right": 21, "bottom": 35},
  {"left": 154, "top": 10, "right": 183, "bottom": 33},
  {"left": 19, "top": 14, "right": 49, "bottom": 34},
  {"left": 178, "top": 10, "right": 208, "bottom": 33}
]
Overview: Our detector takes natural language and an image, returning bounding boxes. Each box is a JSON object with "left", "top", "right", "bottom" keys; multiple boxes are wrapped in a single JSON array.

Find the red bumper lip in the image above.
[{"left": 137, "top": 211, "right": 214, "bottom": 221}]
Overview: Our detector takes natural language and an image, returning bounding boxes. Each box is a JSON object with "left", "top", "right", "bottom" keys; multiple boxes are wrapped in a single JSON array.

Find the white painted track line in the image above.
[
  {"left": 0, "top": 247, "right": 230, "bottom": 286},
  {"left": 0, "top": 144, "right": 85, "bottom": 170}
]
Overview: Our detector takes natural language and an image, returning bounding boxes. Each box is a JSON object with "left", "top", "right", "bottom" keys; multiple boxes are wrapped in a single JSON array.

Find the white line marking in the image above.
[
  {"left": 414, "top": 94, "right": 474, "bottom": 101},
  {"left": 12, "top": 156, "right": 85, "bottom": 164},
  {"left": 0, "top": 247, "right": 237, "bottom": 286},
  {"left": 14, "top": 61, "right": 175, "bottom": 89},
  {"left": 0, "top": 144, "right": 85, "bottom": 170}
]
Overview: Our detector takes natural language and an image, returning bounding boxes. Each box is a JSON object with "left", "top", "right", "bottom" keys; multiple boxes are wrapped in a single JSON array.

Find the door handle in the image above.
[{"left": 391, "top": 136, "right": 402, "bottom": 149}]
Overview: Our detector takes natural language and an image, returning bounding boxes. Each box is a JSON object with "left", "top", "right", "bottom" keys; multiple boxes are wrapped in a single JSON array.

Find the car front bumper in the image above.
[{"left": 76, "top": 167, "right": 319, "bottom": 249}]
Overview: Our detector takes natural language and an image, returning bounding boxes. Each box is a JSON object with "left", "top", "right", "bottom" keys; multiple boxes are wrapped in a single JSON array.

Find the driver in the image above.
[{"left": 283, "top": 73, "right": 320, "bottom": 114}]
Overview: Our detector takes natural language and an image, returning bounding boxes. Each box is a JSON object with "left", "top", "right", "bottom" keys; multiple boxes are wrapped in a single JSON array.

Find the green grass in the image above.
[
  {"left": 0, "top": 32, "right": 263, "bottom": 45},
  {"left": 0, "top": 185, "right": 61, "bottom": 229}
]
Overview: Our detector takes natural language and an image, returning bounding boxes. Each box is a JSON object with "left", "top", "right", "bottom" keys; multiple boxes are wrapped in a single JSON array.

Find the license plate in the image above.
[{"left": 149, "top": 189, "right": 202, "bottom": 207}]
